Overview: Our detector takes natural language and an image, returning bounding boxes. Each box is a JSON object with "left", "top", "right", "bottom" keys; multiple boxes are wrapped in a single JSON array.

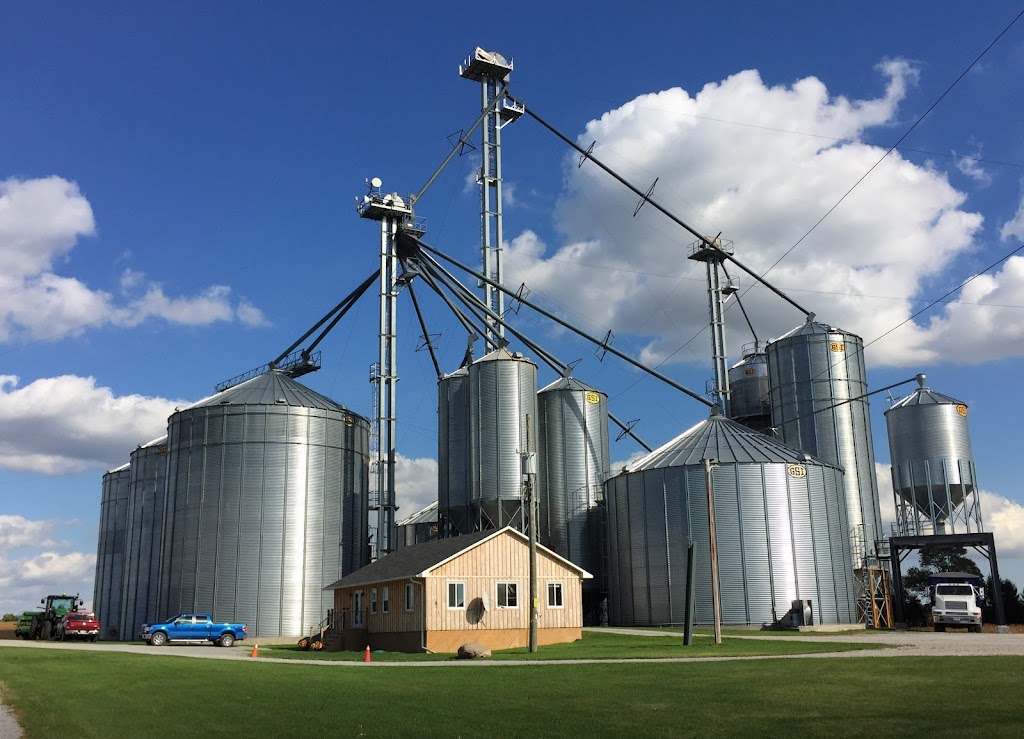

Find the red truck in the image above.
[{"left": 57, "top": 611, "right": 101, "bottom": 642}]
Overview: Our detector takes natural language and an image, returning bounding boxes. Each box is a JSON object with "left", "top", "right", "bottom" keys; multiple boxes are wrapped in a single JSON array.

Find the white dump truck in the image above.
[{"left": 929, "top": 572, "right": 984, "bottom": 633}]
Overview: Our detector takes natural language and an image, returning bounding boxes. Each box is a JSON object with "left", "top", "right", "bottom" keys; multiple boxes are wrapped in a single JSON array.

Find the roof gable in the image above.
[{"left": 325, "top": 527, "right": 592, "bottom": 590}]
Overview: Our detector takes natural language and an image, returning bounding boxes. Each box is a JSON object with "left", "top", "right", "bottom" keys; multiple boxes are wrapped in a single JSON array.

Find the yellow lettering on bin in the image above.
[
  {"left": 956, "top": 404, "right": 968, "bottom": 417},
  {"left": 787, "top": 464, "right": 807, "bottom": 478},
  {"left": 585, "top": 391, "right": 600, "bottom": 404},
  {"left": 830, "top": 342, "right": 845, "bottom": 352}
]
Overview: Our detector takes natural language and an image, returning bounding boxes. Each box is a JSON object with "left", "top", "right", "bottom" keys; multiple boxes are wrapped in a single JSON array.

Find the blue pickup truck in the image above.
[{"left": 140, "top": 613, "right": 247, "bottom": 647}]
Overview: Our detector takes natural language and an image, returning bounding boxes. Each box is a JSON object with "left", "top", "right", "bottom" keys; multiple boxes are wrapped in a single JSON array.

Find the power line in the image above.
[{"left": 759, "top": 8, "right": 1024, "bottom": 281}]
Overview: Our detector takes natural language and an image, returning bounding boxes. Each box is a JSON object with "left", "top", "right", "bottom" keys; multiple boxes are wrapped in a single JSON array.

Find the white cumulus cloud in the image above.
[
  {"left": 1001, "top": 192, "right": 1024, "bottom": 243},
  {"left": 0, "top": 515, "right": 96, "bottom": 616},
  {"left": 395, "top": 453, "right": 438, "bottom": 518},
  {"left": 0, "top": 374, "right": 182, "bottom": 474},
  {"left": 0, "top": 176, "right": 267, "bottom": 342},
  {"left": 500, "top": 60, "right": 1024, "bottom": 368}
]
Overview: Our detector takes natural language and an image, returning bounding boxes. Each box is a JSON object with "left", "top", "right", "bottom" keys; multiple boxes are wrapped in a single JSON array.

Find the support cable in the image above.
[
  {"left": 416, "top": 254, "right": 653, "bottom": 451},
  {"left": 520, "top": 104, "right": 811, "bottom": 317},
  {"left": 414, "top": 236, "right": 714, "bottom": 408},
  {"left": 406, "top": 281, "right": 442, "bottom": 379},
  {"left": 414, "top": 83, "right": 508, "bottom": 204},
  {"left": 271, "top": 269, "right": 380, "bottom": 366},
  {"left": 720, "top": 262, "right": 759, "bottom": 350}
]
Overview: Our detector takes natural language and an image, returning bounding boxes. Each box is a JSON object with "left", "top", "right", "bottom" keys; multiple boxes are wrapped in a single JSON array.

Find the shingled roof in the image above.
[{"left": 324, "top": 527, "right": 591, "bottom": 590}]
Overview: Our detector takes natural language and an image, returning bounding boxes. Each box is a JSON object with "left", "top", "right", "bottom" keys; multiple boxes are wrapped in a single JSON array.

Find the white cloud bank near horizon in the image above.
[
  {"left": 0, "top": 176, "right": 267, "bottom": 344},
  {"left": 504, "top": 60, "right": 1024, "bottom": 368}
]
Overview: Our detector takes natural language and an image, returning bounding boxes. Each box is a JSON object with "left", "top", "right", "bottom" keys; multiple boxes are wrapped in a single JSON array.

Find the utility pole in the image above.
[
  {"left": 704, "top": 457, "right": 722, "bottom": 646},
  {"left": 524, "top": 415, "right": 539, "bottom": 652}
]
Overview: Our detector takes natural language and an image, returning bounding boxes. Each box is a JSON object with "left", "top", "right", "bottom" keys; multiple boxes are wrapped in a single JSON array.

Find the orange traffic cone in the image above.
[
  {"left": 250, "top": 643, "right": 259, "bottom": 658},
  {"left": 363, "top": 644, "right": 371, "bottom": 663}
]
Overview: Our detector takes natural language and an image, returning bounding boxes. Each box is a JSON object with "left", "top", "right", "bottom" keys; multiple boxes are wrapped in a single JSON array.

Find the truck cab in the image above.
[{"left": 930, "top": 572, "right": 984, "bottom": 633}]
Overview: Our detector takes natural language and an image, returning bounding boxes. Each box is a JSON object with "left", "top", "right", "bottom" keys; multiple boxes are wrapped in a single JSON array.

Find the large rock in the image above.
[{"left": 457, "top": 642, "right": 492, "bottom": 659}]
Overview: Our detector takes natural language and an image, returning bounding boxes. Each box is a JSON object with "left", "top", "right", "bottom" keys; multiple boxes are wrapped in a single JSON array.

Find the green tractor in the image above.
[
  {"left": 27, "top": 594, "right": 82, "bottom": 641},
  {"left": 15, "top": 611, "right": 41, "bottom": 639}
]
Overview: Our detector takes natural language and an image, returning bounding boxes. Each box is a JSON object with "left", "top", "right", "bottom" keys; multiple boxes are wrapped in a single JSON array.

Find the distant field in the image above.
[{"left": 2, "top": 648, "right": 1024, "bottom": 737}]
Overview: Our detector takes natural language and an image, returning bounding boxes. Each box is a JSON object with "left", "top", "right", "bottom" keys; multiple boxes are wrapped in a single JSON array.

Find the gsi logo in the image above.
[{"left": 787, "top": 464, "right": 807, "bottom": 478}]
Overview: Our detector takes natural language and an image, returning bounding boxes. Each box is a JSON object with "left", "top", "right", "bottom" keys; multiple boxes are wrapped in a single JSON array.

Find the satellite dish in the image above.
[
  {"left": 370, "top": 177, "right": 383, "bottom": 188},
  {"left": 481, "top": 591, "right": 491, "bottom": 613}
]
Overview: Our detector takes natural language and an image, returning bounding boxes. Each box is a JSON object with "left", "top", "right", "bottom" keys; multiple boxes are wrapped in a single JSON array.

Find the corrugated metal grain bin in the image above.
[
  {"left": 438, "top": 367, "right": 471, "bottom": 535},
  {"left": 885, "top": 376, "right": 981, "bottom": 533},
  {"left": 605, "top": 410, "right": 856, "bottom": 627},
  {"left": 94, "top": 463, "right": 130, "bottom": 640},
  {"left": 117, "top": 436, "right": 168, "bottom": 641},
  {"left": 465, "top": 348, "right": 537, "bottom": 532},
  {"left": 537, "top": 376, "right": 610, "bottom": 594},
  {"left": 727, "top": 347, "right": 771, "bottom": 433},
  {"left": 767, "top": 318, "right": 882, "bottom": 563},
  {"left": 156, "top": 371, "right": 370, "bottom": 638},
  {"left": 395, "top": 501, "right": 439, "bottom": 550}
]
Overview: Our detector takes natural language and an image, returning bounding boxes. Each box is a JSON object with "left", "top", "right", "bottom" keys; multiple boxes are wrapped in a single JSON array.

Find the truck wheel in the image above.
[
  {"left": 150, "top": 631, "right": 168, "bottom": 647},
  {"left": 934, "top": 624, "right": 945, "bottom": 633},
  {"left": 41, "top": 621, "right": 53, "bottom": 640},
  {"left": 219, "top": 633, "right": 235, "bottom": 648}
]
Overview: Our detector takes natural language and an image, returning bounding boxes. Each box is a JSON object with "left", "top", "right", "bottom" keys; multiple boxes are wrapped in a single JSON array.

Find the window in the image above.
[
  {"left": 371, "top": 588, "right": 378, "bottom": 615},
  {"left": 405, "top": 583, "right": 415, "bottom": 611},
  {"left": 353, "top": 591, "right": 364, "bottom": 628},
  {"left": 497, "top": 581, "right": 518, "bottom": 609},
  {"left": 382, "top": 586, "right": 389, "bottom": 614},
  {"left": 447, "top": 581, "right": 466, "bottom": 609},
  {"left": 547, "top": 582, "right": 564, "bottom": 608}
]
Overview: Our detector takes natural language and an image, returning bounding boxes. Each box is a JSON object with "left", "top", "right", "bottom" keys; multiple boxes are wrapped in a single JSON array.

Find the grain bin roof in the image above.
[
  {"left": 887, "top": 385, "right": 965, "bottom": 411},
  {"left": 397, "top": 500, "right": 438, "bottom": 527},
  {"left": 190, "top": 370, "right": 353, "bottom": 412},
  {"left": 538, "top": 375, "right": 602, "bottom": 394},
  {"left": 625, "top": 409, "right": 837, "bottom": 471}
]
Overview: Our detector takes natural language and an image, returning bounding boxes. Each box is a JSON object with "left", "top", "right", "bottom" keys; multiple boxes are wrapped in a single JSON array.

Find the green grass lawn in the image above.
[
  {"left": 2, "top": 647, "right": 1023, "bottom": 737},
  {"left": 261, "top": 630, "right": 882, "bottom": 661}
]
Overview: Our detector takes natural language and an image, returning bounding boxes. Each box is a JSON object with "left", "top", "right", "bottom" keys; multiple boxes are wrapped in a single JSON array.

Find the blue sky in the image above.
[{"left": 2, "top": 1, "right": 1024, "bottom": 615}]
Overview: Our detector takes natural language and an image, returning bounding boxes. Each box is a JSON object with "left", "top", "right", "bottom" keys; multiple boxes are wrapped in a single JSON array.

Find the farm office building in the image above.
[{"left": 326, "top": 527, "right": 591, "bottom": 653}]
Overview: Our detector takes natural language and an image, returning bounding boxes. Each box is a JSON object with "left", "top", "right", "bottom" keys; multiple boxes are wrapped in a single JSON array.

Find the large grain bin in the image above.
[
  {"left": 156, "top": 371, "right": 369, "bottom": 638},
  {"left": 466, "top": 348, "right": 538, "bottom": 532},
  {"left": 437, "top": 367, "right": 471, "bottom": 535},
  {"left": 94, "top": 463, "right": 130, "bottom": 640},
  {"left": 767, "top": 318, "right": 882, "bottom": 563},
  {"left": 117, "top": 436, "right": 168, "bottom": 642},
  {"left": 605, "top": 410, "right": 856, "bottom": 627},
  {"left": 885, "top": 376, "right": 982, "bottom": 534},
  {"left": 537, "top": 376, "right": 610, "bottom": 594}
]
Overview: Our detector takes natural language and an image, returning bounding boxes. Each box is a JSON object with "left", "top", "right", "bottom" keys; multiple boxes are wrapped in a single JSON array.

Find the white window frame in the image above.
[
  {"left": 370, "top": 588, "right": 378, "bottom": 615},
  {"left": 496, "top": 581, "right": 518, "bottom": 609},
  {"left": 382, "top": 586, "right": 389, "bottom": 614},
  {"left": 547, "top": 582, "right": 564, "bottom": 609},
  {"left": 405, "top": 583, "right": 415, "bottom": 611},
  {"left": 353, "top": 591, "right": 364, "bottom": 628},
  {"left": 447, "top": 581, "right": 466, "bottom": 610}
]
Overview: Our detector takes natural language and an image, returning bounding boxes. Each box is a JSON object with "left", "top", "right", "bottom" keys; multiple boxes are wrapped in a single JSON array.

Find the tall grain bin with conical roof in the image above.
[
  {"left": 118, "top": 436, "right": 168, "bottom": 641},
  {"left": 767, "top": 317, "right": 882, "bottom": 564},
  {"left": 466, "top": 347, "right": 538, "bottom": 531},
  {"left": 537, "top": 376, "right": 610, "bottom": 595},
  {"left": 94, "top": 462, "right": 130, "bottom": 640},
  {"left": 157, "top": 371, "right": 369, "bottom": 638},
  {"left": 605, "top": 410, "right": 856, "bottom": 626},
  {"left": 885, "top": 376, "right": 982, "bottom": 535},
  {"left": 438, "top": 366, "right": 471, "bottom": 535}
]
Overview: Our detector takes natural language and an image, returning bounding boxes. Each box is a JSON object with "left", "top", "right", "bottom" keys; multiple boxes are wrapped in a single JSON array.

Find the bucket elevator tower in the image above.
[
  {"left": 687, "top": 237, "right": 737, "bottom": 410},
  {"left": 459, "top": 47, "right": 523, "bottom": 345},
  {"left": 358, "top": 180, "right": 416, "bottom": 557}
]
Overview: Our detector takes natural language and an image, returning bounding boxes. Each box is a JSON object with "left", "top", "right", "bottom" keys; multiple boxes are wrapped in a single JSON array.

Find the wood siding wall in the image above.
[
  {"left": 330, "top": 531, "right": 585, "bottom": 652},
  {"left": 426, "top": 533, "right": 583, "bottom": 632}
]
